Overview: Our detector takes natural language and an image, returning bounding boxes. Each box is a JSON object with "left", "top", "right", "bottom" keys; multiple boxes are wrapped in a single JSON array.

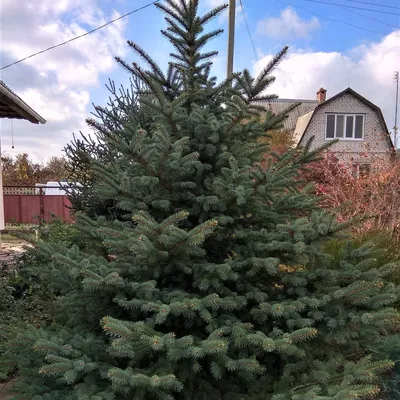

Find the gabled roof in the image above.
[
  {"left": 294, "top": 87, "right": 394, "bottom": 149},
  {"left": 253, "top": 98, "right": 318, "bottom": 131},
  {"left": 0, "top": 81, "right": 46, "bottom": 124}
]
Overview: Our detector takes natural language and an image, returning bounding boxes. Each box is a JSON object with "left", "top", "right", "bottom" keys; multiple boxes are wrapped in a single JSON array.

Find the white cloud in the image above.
[
  {"left": 0, "top": 0, "right": 129, "bottom": 161},
  {"left": 253, "top": 30, "right": 400, "bottom": 133},
  {"left": 201, "top": 0, "right": 245, "bottom": 25},
  {"left": 257, "top": 7, "right": 320, "bottom": 39}
]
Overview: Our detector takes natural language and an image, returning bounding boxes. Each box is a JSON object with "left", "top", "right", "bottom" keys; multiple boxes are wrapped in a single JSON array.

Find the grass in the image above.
[
  {"left": 1, "top": 224, "right": 39, "bottom": 245},
  {"left": 0, "top": 234, "right": 17, "bottom": 242}
]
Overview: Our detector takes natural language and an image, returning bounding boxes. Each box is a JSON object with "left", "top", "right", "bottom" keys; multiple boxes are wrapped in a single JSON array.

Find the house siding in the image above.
[{"left": 298, "top": 93, "right": 391, "bottom": 164}]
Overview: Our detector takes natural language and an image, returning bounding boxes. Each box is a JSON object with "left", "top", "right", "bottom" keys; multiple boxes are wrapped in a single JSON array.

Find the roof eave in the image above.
[{"left": 0, "top": 84, "right": 46, "bottom": 124}]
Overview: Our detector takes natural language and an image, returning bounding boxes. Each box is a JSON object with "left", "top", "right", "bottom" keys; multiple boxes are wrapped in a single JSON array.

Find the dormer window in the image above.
[{"left": 326, "top": 114, "right": 364, "bottom": 140}]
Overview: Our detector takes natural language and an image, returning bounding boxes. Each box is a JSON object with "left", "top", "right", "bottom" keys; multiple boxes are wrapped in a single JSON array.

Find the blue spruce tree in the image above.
[{"left": 10, "top": 1, "right": 400, "bottom": 399}]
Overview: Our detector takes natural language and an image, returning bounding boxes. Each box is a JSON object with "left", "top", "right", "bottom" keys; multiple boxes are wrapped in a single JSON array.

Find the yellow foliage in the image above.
[{"left": 279, "top": 264, "right": 305, "bottom": 273}]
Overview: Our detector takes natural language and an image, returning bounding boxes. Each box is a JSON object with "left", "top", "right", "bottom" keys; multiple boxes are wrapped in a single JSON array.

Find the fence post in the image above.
[
  {"left": 39, "top": 187, "right": 44, "bottom": 224},
  {"left": 18, "top": 195, "right": 22, "bottom": 224}
]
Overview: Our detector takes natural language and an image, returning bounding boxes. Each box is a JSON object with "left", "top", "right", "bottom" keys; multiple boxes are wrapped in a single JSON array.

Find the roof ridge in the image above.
[{"left": 253, "top": 98, "right": 318, "bottom": 103}]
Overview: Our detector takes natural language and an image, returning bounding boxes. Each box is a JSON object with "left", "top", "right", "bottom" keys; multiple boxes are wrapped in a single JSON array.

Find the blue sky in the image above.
[
  {"left": 0, "top": 0, "right": 399, "bottom": 160},
  {"left": 98, "top": 0, "right": 399, "bottom": 81},
  {"left": 101, "top": 0, "right": 399, "bottom": 70}
]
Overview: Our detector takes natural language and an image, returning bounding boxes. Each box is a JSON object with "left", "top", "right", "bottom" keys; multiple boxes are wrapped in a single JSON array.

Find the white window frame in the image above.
[
  {"left": 325, "top": 114, "right": 365, "bottom": 141},
  {"left": 352, "top": 162, "right": 371, "bottom": 178}
]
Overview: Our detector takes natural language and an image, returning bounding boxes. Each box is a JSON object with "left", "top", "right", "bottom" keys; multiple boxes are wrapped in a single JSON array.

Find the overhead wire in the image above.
[
  {"left": 2, "top": 0, "right": 398, "bottom": 73},
  {"left": 238, "top": 0, "right": 259, "bottom": 61},
  {"left": 0, "top": 0, "right": 160, "bottom": 71},
  {"left": 275, "top": 0, "right": 400, "bottom": 37},
  {"left": 331, "top": 0, "right": 400, "bottom": 9},
  {"left": 338, "top": 5, "right": 400, "bottom": 29},
  {"left": 303, "top": 0, "right": 400, "bottom": 16}
]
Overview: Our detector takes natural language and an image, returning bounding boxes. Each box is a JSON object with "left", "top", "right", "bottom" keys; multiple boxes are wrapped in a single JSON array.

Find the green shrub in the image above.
[
  {"left": 0, "top": 217, "right": 78, "bottom": 381},
  {"left": 0, "top": 273, "right": 54, "bottom": 380},
  {"left": 323, "top": 230, "right": 400, "bottom": 281},
  {"left": 37, "top": 214, "right": 77, "bottom": 247},
  {"left": 375, "top": 335, "right": 400, "bottom": 400},
  {"left": 322, "top": 233, "right": 400, "bottom": 399}
]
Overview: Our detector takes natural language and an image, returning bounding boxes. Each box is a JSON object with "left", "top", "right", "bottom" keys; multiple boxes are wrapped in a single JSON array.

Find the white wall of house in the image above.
[
  {"left": 0, "top": 162, "right": 4, "bottom": 231},
  {"left": 299, "top": 93, "right": 391, "bottom": 164}
]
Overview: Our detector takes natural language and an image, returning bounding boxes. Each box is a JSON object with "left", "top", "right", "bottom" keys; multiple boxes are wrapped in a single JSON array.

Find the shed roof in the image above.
[
  {"left": 252, "top": 98, "right": 318, "bottom": 131},
  {"left": 0, "top": 81, "right": 46, "bottom": 124}
]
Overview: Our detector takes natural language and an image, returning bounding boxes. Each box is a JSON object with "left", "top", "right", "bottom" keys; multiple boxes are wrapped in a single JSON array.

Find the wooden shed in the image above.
[{"left": 0, "top": 81, "right": 46, "bottom": 230}]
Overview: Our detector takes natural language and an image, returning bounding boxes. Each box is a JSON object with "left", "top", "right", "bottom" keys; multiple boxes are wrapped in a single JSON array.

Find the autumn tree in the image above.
[{"left": 1, "top": 153, "right": 69, "bottom": 186}]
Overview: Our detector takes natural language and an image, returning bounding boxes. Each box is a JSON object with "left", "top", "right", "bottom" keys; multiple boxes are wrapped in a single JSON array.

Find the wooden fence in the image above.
[{"left": 3, "top": 186, "right": 73, "bottom": 224}]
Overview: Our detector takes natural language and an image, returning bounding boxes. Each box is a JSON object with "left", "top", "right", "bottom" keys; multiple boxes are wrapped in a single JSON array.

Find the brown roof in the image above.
[
  {"left": 0, "top": 81, "right": 45, "bottom": 124},
  {"left": 252, "top": 98, "right": 318, "bottom": 131}
]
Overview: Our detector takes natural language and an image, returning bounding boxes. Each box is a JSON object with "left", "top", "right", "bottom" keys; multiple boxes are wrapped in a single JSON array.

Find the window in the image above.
[
  {"left": 352, "top": 163, "right": 371, "bottom": 178},
  {"left": 326, "top": 114, "right": 364, "bottom": 140}
]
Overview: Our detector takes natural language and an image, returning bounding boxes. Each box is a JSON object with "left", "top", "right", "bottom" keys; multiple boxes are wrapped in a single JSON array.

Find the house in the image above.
[
  {"left": 0, "top": 80, "right": 46, "bottom": 230},
  {"left": 257, "top": 87, "right": 394, "bottom": 176},
  {"left": 294, "top": 88, "right": 394, "bottom": 174}
]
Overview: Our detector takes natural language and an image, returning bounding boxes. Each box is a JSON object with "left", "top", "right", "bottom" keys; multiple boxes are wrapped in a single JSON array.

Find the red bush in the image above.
[{"left": 302, "top": 152, "right": 400, "bottom": 234}]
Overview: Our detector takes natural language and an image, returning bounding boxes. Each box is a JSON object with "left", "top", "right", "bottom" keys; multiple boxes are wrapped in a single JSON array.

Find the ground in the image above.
[
  {"left": 0, "top": 234, "right": 30, "bottom": 399},
  {"left": 0, "top": 235, "right": 30, "bottom": 270},
  {"left": 0, "top": 378, "right": 16, "bottom": 400}
]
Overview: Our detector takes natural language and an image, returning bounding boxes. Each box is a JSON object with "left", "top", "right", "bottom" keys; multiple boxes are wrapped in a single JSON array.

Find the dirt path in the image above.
[
  {"left": 0, "top": 378, "right": 17, "bottom": 400},
  {"left": 0, "top": 239, "right": 31, "bottom": 271}
]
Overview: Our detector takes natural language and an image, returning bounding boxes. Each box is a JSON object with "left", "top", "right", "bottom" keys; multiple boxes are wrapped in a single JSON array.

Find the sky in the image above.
[{"left": 0, "top": 0, "right": 399, "bottom": 162}]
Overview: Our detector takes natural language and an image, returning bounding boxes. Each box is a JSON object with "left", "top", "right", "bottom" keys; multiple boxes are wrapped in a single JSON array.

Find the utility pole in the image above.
[
  {"left": 394, "top": 71, "right": 399, "bottom": 149},
  {"left": 227, "top": 0, "right": 236, "bottom": 80}
]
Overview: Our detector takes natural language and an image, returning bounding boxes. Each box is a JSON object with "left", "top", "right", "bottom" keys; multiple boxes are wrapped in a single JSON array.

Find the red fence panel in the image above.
[
  {"left": 42, "top": 196, "right": 73, "bottom": 223},
  {"left": 4, "top": 195, "right": 73, "bottom": 224},
  {"left": 4, "top": 195, "right": 40, "bottom": 224}
]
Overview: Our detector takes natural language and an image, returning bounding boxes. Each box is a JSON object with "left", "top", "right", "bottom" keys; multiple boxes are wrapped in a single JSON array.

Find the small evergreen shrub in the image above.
[{"left": 0, "top": 217, "right": 77, "bottom": 381}]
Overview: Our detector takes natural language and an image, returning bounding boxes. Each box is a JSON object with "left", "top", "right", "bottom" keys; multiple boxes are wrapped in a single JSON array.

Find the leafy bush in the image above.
[
  {"left": 37, "top": 215, "right": 77, "bottom": 247},
  {"left": 0, "top": 272, "right": 54, "bottom": 380},
  {"left": 302, "top": 152, "right": 400, "bottom": 235},
  {"left": 0, "top": 218, "right": 78, "bottom": 381},
  {"left": 323, "top": 230, "right": 400, "bottom": 281}
]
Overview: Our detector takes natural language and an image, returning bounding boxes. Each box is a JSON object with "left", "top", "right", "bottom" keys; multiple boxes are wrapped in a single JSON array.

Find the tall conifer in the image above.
[{"left": 10, "top": 1, "right": 399, "bottom": 399}]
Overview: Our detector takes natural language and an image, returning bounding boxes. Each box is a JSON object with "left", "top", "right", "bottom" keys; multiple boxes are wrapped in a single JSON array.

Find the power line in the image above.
[
  {"left": 0, "top": 0, "right": 160, "bottom": 71},
  {"left": 303, "top": 0, "right": 400, "bottom": 16},
  {"left": 275, "top": 0, "right": 400, "bottom": 37},
  {"left": 338, "top": 5, "right": 400, "bottom": 29},
  {"left": 238, "top": 0, "right": 258, "bottom": 61},
  {"left": 334, "top": 0, "right": 400, "bottom": 10}
]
